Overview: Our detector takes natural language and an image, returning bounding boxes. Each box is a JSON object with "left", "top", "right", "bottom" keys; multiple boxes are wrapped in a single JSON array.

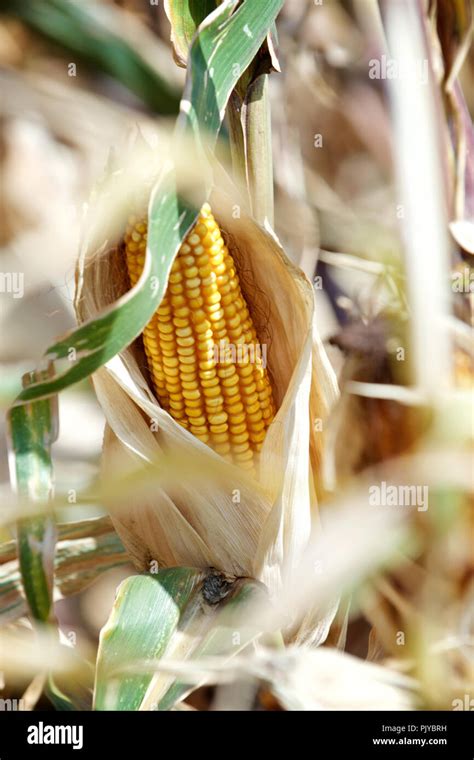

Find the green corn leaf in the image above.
[
  {"left": 94, "top": 568, "right": 205, "bottom": 710},
  {"left": 165, "top": 0, "right": 217, "bottom": 67},
  {"left": 0, "top": 0, "right": 180, "bottom": 113},
  {"left": 7, "top": 370, "right": 58, "bottom": 622}
]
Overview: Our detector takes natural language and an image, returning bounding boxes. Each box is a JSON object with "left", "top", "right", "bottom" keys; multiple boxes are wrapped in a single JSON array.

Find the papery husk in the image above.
[{"left": 75, "top": 185, "right": 338, "bottom": 639}]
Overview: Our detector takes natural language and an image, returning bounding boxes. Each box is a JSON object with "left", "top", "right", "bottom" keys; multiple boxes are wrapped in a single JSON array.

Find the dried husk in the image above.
[{"left": 75, "top": 183, "right": 338, "bottom": 639}]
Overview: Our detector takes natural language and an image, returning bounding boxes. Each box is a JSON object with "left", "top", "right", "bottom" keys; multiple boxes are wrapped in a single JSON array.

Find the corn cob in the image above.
[{"left": 124, "top": 203, "right": 275, "bottom": 470}]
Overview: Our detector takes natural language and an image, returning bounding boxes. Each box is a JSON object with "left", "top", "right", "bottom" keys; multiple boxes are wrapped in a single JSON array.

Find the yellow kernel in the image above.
[
  {"left": 186, "top": 406, "right": 204, "bottom": 417},
  {"left": 232, "top": 442, "right": 250, "bottom": 454},
  {"left": 170, "top": 295, "right": 186, "bottom": 308},
  {"left": 163, "top": 356, "right": 179, "bottom": 369},
  {"left": 205, "top": 395, "right": 224, "bottom": 408},
  {"left": 203, "top": 385, "right": 222, "bottom": 399},
  {"left": 231, "top": 431, "right": 249, "bottom": 445},
  {"left": 208, "top": 412, "right": 228, "bottom": 426},
  {"left": 205, "top": 291, "right": 221, "bottom": 305},
  {"left": 209, "top": 310, "right": 225, "bottom": 323},
  {"left": 250, "top": 429, "right": 266, "bottom": 443},
  {"left": 217, "top": 364, "right": 236, "bottom": 378},
  {"left": 200, "top": 369, "right": 216, "bottom": 380},
  {"left": 176, "top": 326, "right": 193, "bottom": 338},
  {"left": 169, "top": 399, "right": 185, "bottom": 411},
  {"left": 209, "top": 423, "right": 228, "bottom": 435},
  {"left": 199, "top": 360, "right": 215, "bottom": 371},
  {"left": 235, "top": 449, "right": 254, "bottom": 462},
  {"left": 229, "top": 422, "right": 246, "bottom": 435},
  {"left": 214, "top": 443, "right": 231, "bottom": 455},
  {"left": 182, "top": 389, "right": 201, "bottom": 401},
  {"left": 180, "top": 364, "right": 197, "bottom": 375},
  {"left": 182, "top": 379, "right": 198, "bottom": 390},
  {"left": 222, "top": 374, "right": 240, "bottom": 388},
  {"left": 223, "top": 384, "right": 239, "bottom": 398},
  {"left": 244, "top": 392, "right": 259, "bottom": 406},
  {"left": 201, "top": 234, "right": 215, "bottom": 248},
  {"left": 194, "top": 432, "right": 210, "bottom": 443},
  {"left": 194, "top": 223, "right": 208, "bottom": 237},
  {"left": 246, "top": 400, "right": 261, "bottom": 415},
  {"left": 249, "top": 420, "right": 265, "bottom": 433},
  {"left": 177, "top": 336, "right": 195, "bottom": 348},
  {"left": 173, "top": 318, "right": 189, "bottom": 329},
  {"left": 189, "top": 415, "right": 206, "bottom": 426},
  {"left": 238, "top": 364, "right": 253, "bottom": 377},
  {"left": 191, "top": 425, "right": 208, "bottom": 436},
  {"left": 227, "top": 411, "right": 246, "bottom": 425}
]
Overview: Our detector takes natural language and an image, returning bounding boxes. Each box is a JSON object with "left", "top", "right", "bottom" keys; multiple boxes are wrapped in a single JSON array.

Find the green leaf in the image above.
[
  {"left": 94, "top": 569, "right": 204, "bottom": 710},
  {"left": 0, "top": 0, "right": 180, "bottom": 113},
  {"left": 165, "top": 0, "right": 217, "bottom": 67},
  {"left": 7, "top": 370, "right": 58, "bottom": 622}
]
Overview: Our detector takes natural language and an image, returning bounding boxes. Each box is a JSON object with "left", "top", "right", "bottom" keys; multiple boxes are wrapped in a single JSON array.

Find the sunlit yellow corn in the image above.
[{"left": 124, "top": 203, "right": 275, "bottom": 470}]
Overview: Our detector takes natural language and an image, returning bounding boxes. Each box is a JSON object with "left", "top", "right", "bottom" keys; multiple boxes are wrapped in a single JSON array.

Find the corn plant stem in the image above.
[
  {"left": 244, "top": 74, "right": 274, "bottom": 227},
  {"left": 227, "top": 91, "right": 248, "bottom": 195}
]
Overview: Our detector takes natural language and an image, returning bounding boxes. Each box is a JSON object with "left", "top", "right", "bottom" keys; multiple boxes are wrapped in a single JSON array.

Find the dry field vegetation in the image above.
[{"left": 0, "top": 0, "right": 472, "bottom": 712}]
